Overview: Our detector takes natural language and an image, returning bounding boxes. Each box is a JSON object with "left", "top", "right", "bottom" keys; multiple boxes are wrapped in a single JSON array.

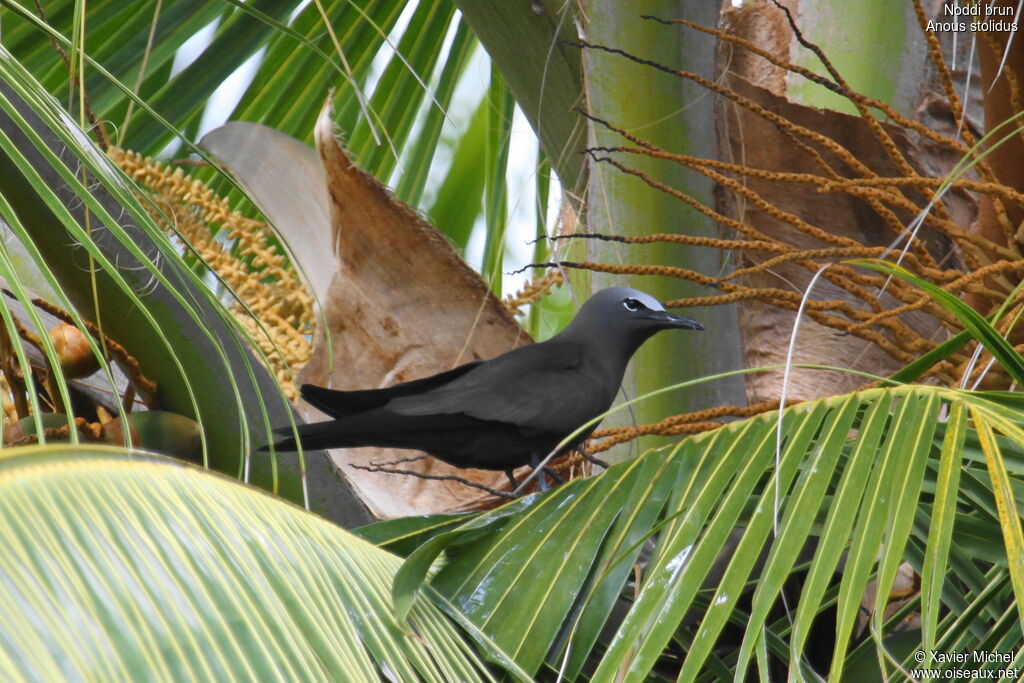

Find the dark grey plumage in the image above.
[{"left": 264, "top": 287, "right": 703, "bottom": 479}]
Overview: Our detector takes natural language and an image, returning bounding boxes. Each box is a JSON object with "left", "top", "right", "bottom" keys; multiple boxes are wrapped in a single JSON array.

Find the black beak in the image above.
[{"left": 648, "top": 311, "right": 704, "bottom": 330}]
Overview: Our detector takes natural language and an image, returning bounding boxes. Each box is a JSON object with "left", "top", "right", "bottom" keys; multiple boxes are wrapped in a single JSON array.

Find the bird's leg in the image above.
[
  {"left": 529, "top": 454, "right": 568, "bottom": 491},
  {"left": 505, "top": 467, "right": 518, "bottom": 489},
  {"left": 543, "top": 467, "right": 565, "bottom": 485},
  {"left": 529, "top": 453, "right": 550, "bottom": 492},
  {"left": 576, "top": 447, "right": 610, "bottom": 470}
]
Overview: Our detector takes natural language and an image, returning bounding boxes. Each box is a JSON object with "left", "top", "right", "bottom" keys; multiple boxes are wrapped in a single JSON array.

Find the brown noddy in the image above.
[{"left": 263, "top": 287, "right": 703, "bottom": 488}]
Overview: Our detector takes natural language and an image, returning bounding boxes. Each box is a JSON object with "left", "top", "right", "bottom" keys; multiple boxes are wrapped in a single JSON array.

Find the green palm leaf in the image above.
[
  {"left": 384, "top": 384, "right": 1024, "bottom": 680},
  {"left": 0, "top": 445, "right": 529, "bottom": 682}
]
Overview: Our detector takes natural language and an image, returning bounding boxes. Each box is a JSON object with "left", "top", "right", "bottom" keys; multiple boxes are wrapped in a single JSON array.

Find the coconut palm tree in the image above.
[{"left": 2, "top": 0, "right": 1024, "bottom": 679}]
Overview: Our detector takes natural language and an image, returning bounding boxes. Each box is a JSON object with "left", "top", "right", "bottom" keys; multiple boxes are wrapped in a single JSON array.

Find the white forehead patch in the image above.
[{"left": 629, "top": 290, "right": 665, "bottom": 311}]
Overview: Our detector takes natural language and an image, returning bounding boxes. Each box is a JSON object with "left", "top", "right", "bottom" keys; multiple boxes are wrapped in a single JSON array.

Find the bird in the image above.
[{"left": 264, "top": 287, "right": 703, "bottom": 488}]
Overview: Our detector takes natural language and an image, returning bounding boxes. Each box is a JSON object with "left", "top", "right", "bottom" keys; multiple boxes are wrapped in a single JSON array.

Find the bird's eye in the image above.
[{"left": 623, "top": 298, "right": 645, "bottom": 312}]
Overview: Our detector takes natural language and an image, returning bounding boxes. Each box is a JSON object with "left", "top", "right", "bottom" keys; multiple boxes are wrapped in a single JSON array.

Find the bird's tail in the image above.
[
  {"left": 258, "top": 421, "right": 355, "bottom": 453},
  {"left": 301, "top": 383, "right": 386, "bottom": 418}
]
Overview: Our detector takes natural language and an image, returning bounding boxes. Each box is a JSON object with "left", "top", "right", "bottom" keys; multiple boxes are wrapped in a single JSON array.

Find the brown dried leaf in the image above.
[
  {"left": 300, "top": 102, "right": 534, "bottom": 518},
  {"left": 201, "top": 107, "right": 538, "bottom": 517}
]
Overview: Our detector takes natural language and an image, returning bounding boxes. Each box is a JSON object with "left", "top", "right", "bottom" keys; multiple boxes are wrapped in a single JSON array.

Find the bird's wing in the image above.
[
  {"left": 300, "top": 359, "right": 484, "bottom": 418},
  {"left": 390, "top": 341, "right": 607, "bottom": 434}
]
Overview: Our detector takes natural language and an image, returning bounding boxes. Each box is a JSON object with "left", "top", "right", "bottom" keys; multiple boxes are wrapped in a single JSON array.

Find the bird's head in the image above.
[{"left": 563, "top": 287, "right": 703, "bottom": 357}]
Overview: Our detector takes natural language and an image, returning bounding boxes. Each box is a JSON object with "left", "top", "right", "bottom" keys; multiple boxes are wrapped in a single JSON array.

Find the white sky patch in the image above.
[
  {"left": 170, "top": 20, "right": 217, "bottom": 78},
  {"left": 388, "top": 12, "right": 464, "bottom": 191},
  {"left": 363, "top": 0, "right": 420, "bottom": 98},
  {"left": 463, "top": 95, "right": 559, "bottom": 299},
  {"left": 441, "top": 46, "right": 550, "bottom": 298},
  {"left": 196, "top": 47, "right": 266, "bottom": 140},
  {"left": 419, "top": 40, "right": 485, "bottom": 211},
  {"left": 464, "top": 217, "right": 486, "bottom": 273},
  {"left": 159, "top": 19, "right": 219, "bottom": 157},
  {"left": 447, "top": 46, "right": 491, "bottom": 274},
  {"left": 502, "top": 104, "right": 542, "bottom": 295},
  {"left": 288, "top": 0, "right": 312, "bottom": 24}
]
